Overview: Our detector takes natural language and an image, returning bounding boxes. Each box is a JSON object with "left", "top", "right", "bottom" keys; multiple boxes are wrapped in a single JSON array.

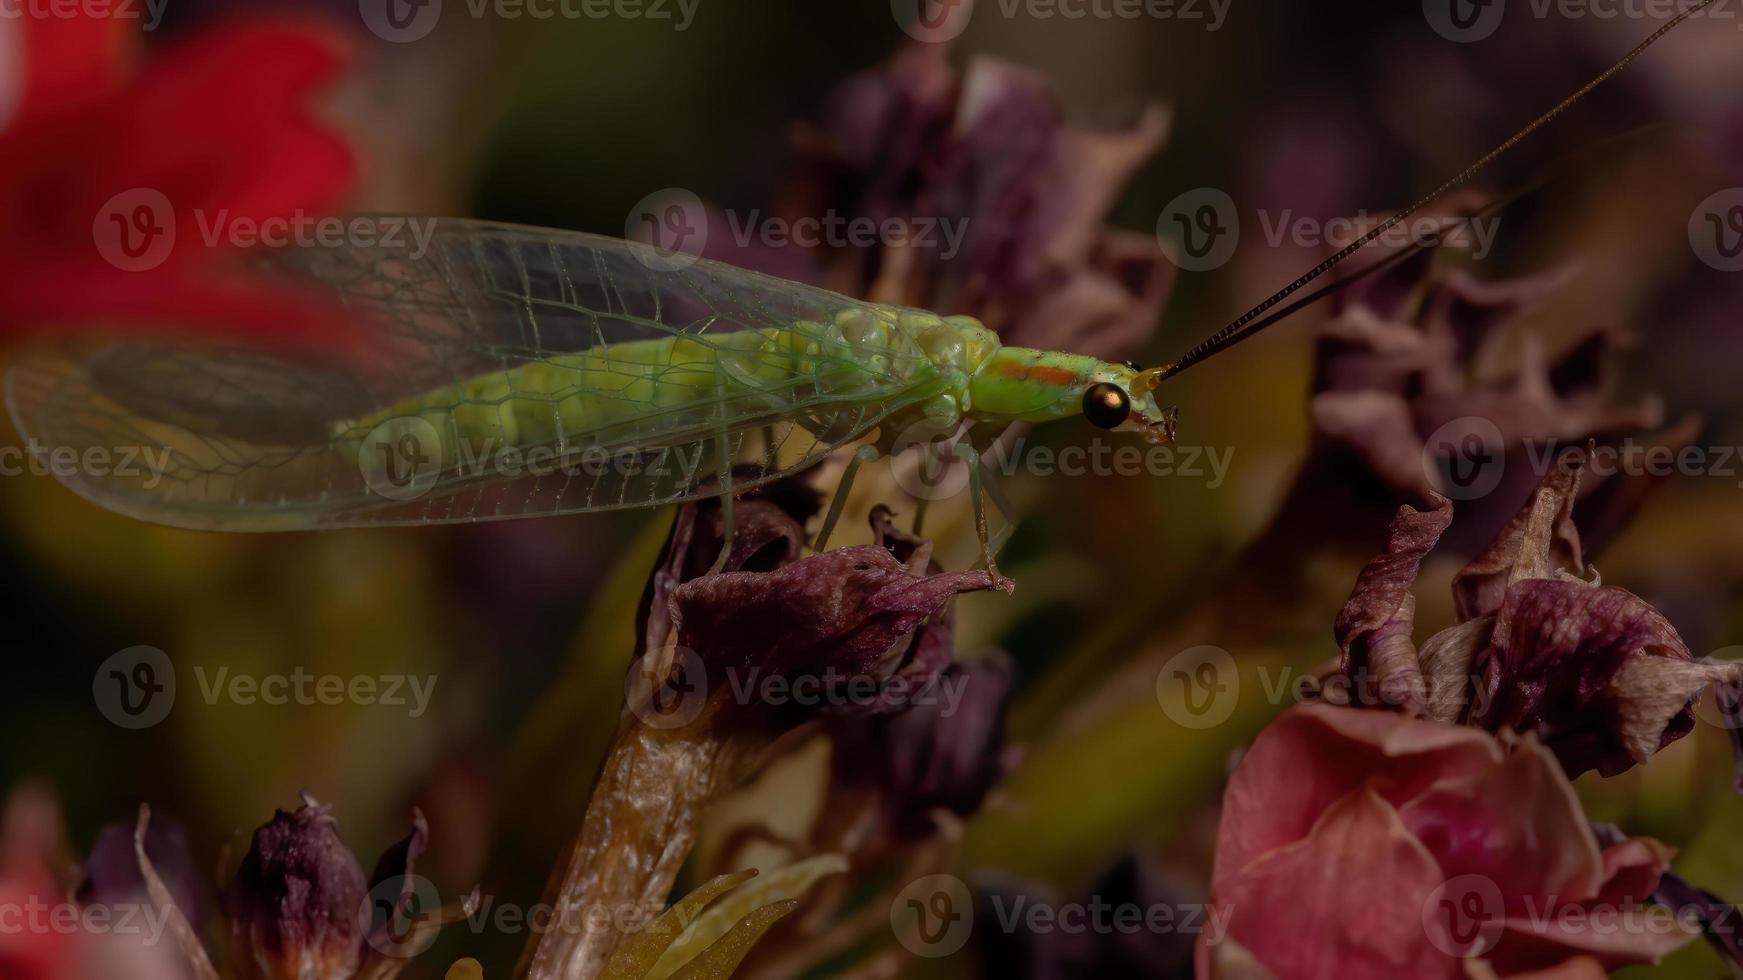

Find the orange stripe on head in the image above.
[{"left": 999, "top": 362, "right": 1081, "bottom": 386}]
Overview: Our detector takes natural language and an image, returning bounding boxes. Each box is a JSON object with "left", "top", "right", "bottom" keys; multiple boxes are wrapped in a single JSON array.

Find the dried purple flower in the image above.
[
  {"left": 632, "top": 483, "right": 1002, "bottom": 733},
  {"left": 525, "top": 482, "right": 1000, "bottom": 978},
  {"left": 1311, "top": 196, "right": 1676, "bottom": 546},
  {"left": 224, "top": 796, "right": 452, "bottom": 980},
  {"left": 827, "top": 651, "right": 1018, "bottom": 843},
  {"left": 226, "top": 796, "right": 369, "bottom": 980},
  {"left": 1723, "top": 680, "right": 1743, "bottom": 795},
  {"left": 1333, "top": 448, "right": 1743, "bottom": 777},
  {"left": 77, "top": 814, "right": 211, "bottom": 933},
  {"left": 715, "top": 43, "right": 1173, "bottom": 359}
]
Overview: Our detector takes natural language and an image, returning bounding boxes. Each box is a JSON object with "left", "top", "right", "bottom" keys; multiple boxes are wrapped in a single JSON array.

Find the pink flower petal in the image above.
[
  {"left": 1397, "top": 738, "right": 1604, "bottom": 913},
  {"left": 1211, "top": 786, "right": 1458, "bottom": 980},
  {"left": 1213, "top": 705, "right": 1499, "bottom": 889}
]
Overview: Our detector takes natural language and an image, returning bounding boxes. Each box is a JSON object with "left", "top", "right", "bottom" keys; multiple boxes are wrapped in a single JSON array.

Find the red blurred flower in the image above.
[
  {"left": 0, "top": 784, "right": 75, "bottom": 980},
  {"left": 1204, "top": 705, "right": 1696, "bottom": 979},
  {"left": 0, "top": 11, "right": 358, "bottom": 348}
]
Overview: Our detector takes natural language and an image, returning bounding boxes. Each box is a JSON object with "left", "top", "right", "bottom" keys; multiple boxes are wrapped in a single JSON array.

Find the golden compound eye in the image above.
[{"left": 1082, "top": 382, "right": 1131, "bottom": 429}]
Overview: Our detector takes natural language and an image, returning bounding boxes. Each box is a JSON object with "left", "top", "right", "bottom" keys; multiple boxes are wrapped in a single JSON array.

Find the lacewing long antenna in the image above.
[{"left": 1138, "top": 0, "right": 1717, "bottom": 390}]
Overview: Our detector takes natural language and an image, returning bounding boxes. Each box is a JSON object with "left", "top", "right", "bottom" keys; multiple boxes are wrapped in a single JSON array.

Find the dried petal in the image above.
[
  {"left": 1452, "top": 451, "right": 1585, "bottom": 621},
  {"left": 1334, "top": 496, "right": 1453, "bottom": 714},
  {"left": 1647, "top": 868, "right": 1743, "bottom": 969},
  {"left": 78, "top": 812, "right": 212, "bottom": 935},
  {"left": 1418, "top": 616, "right": 1492, "bottom": 724},
  {"left": 1721, "top": 680, "right": 1743, "bottom": 796},
  {"left": 828, "top": 654, "right": 1018, "bottom": 840},
  {"left": 1476, "top": 579, "right": 1704, "bottom": 778},
  {"left": 1312, "top": 221, "right": 1661, "bottom": 528},
  {"left": 636, "top": 478, "right": 820, "bottom": 663},
  {"left": 668, "top": 543, "right": 999, "bottom": 729}
]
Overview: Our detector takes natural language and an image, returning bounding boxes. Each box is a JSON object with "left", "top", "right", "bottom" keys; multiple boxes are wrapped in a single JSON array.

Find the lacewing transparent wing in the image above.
[{"left": 5, "top": 220, "right": 940, "bottom": 531}]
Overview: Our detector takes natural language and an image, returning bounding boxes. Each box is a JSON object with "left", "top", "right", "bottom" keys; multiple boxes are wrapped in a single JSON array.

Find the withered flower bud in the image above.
[{"left": 225, "top": 795, "right": 368, "bottom": 980}]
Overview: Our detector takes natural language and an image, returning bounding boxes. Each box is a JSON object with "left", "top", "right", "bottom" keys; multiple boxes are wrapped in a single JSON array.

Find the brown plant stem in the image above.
[{"left": 515, "top": 710, "right": 749, "bottom": 980}]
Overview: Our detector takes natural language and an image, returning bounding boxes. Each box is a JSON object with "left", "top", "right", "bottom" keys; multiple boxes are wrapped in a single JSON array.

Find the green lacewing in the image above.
[{"left": 5, "top": 3, "right": 1713, "bottom": 545}]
